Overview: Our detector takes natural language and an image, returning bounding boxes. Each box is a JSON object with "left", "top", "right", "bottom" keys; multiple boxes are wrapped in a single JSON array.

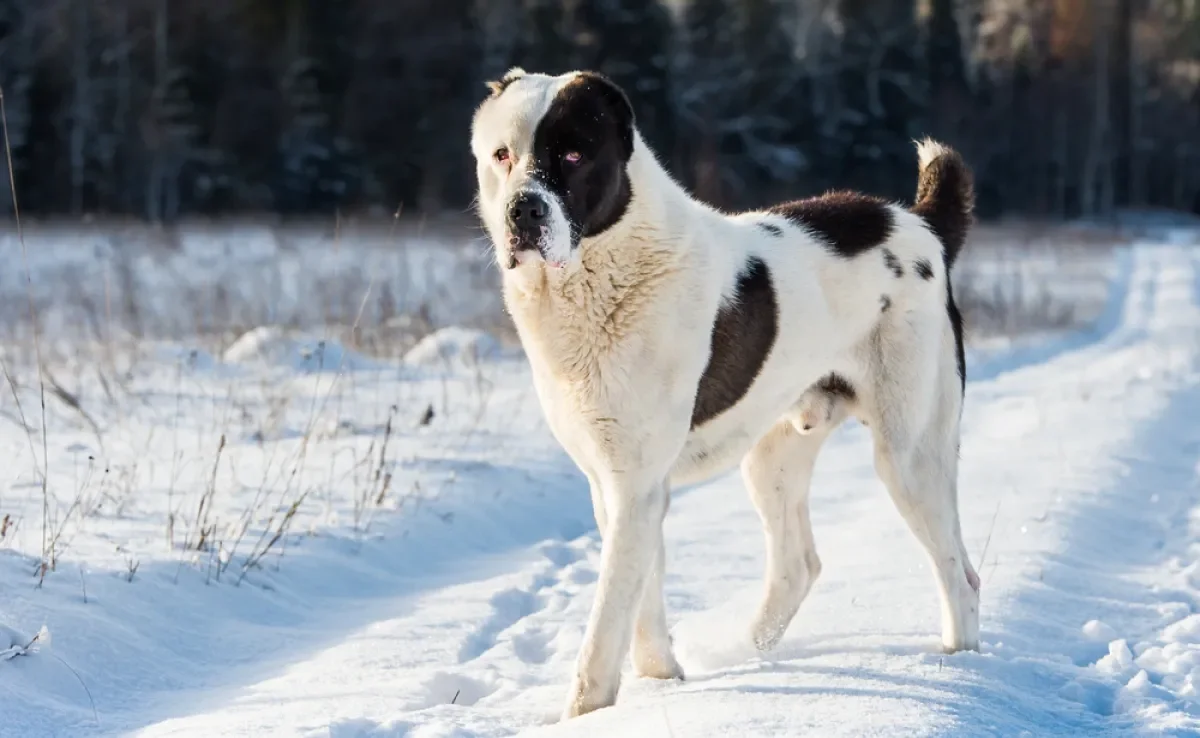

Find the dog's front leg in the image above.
[
  {"left": 631, "top": 489, "right": 683, "bottom": 680},
  {"left": 586, "top": 472, "right": 608, "bottom": 535},
  {"left": 564, "top": 471, "right": 667, "bottom": 719},
  {"left": 589, "top": 471, "right": 680, "bottom": 681}
]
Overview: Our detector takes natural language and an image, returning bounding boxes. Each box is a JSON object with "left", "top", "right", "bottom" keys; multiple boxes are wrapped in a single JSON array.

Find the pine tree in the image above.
[
  {"left": 343, "top": 0, "right": 482, "bottom": 211},
  {"left": 834, "top": 0, "right": 925, "bottom": 199},
  {"left": 732, "top": 0, "right": 808, "bottom": 202},
  {"left": 513, "top": 0, "right": 573, "bottom": 75},
  {"left": 926, "top": 0, "right": 969, "bottom": 139},
  {"left": 414, "top": 0, "right": 483, "bottom": 208},
  {"left": 675, "top": 0, "right": 742, "bottom": 204},
  {"left": 0, "top": 0, "right": 33, "bottom": 215}
]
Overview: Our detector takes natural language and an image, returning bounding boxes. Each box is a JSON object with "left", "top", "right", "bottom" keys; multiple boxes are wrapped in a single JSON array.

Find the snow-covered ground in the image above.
[
  {"left": 0, "top": 219, "right": 505, "bottom": 350},
  {"left": 3, "top": 230, "right": 1200, "bottom": 737}
]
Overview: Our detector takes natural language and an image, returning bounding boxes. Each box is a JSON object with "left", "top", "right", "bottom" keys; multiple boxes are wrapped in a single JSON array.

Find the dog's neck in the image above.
[{"left": 502, "top": 137, "right": 691, "bottom": 379}]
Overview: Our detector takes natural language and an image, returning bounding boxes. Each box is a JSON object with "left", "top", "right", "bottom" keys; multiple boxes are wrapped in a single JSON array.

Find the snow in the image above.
[
  {"left": 2, "top": 235, "right": 1200, "bottom": 736},
  {"left": 403, "top": 328, "right": 506, "bottom": 370},
  {"left": 0, "top": 221, "right": 503, "bottom": 346},
  {"left": 222, "top": 326, "right": 381, "bottom": 373}
]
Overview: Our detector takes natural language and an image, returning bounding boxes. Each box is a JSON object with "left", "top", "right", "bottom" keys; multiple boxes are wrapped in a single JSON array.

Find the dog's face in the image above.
[{"left": 471, "top": 68, "right": 634, "bottom": 271}]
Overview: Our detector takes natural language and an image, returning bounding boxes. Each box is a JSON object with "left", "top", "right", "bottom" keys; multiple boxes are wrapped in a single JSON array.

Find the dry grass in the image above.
[
  {"left": 954, "top": 220, "right": 1133, "bottom": 342},
  {"left": 0, "top": 214, "right": 513, "bottom": 365},
  {"left": 1, "top": 87, "right": 54, "bottom": 585},
  {"left": 0, "top": 206, "right": 519, "bottom": 589}
]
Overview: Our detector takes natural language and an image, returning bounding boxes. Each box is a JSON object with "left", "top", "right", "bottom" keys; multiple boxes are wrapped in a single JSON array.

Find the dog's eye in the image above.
[
  {"left": 493, "top": 147, "right": 510, "bottom": 164},
  {"left": 563, "top": 151, "right": 583, "bottom": 165}
]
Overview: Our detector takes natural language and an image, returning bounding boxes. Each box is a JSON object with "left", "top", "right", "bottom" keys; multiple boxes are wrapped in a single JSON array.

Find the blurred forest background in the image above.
[{"left": 0, "top": 0, "right": 1192, "bottom": 222}]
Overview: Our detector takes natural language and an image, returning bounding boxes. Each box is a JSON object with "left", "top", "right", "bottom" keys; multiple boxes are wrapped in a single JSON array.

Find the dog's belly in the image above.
[
  {"left": 669, "top": 359, "right": 845, "bottom": 488},
  {"left": 669, "top": 418, "right": 764, "bottom": 488}
]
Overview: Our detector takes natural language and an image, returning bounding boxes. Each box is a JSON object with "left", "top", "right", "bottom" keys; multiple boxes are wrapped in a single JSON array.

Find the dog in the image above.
[{"left": 470, "top": 68, "right": 980, "bottom": 720}]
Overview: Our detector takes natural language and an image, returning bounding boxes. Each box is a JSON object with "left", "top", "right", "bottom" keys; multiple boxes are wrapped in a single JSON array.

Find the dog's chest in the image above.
[
  {"left": 523, "top": 333, "right": 669, "bottom": 472},
  {"left": 510, "top": 291, "right": 702, "bottom": 470}
]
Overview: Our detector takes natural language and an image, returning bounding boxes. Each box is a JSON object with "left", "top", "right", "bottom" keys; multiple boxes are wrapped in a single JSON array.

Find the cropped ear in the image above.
[
  {"left": 575, "top": 72, "right": 635, "bottom": 160},
  {"left": 484, "top": 66, "right": 528, "bottom": 97}
]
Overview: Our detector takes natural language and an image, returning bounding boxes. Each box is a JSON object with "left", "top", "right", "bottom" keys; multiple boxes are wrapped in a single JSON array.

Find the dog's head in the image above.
[{"left": 471, "top": 68, "right": 635, "bottom": 271}]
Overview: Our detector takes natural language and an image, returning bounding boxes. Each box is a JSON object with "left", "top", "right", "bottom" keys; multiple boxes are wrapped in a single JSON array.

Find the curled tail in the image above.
[{"left": 911, "top": 139, "right": 974, "bottom": 268}]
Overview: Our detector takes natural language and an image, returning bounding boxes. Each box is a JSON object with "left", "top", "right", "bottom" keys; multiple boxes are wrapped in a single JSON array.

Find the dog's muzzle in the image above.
[{"left": 504, "top": 192, "right": 548, "bottom": 267}]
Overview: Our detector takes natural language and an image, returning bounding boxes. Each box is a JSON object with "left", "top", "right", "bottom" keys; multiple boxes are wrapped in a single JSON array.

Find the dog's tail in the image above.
[{"left": 911, "top": 139, "right": 974, "bottom": 269}]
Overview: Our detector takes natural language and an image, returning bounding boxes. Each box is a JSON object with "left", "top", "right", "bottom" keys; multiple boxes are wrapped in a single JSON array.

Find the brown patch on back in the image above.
[{"left": 768, "top": 192, "right": 894, "bottom": 259}]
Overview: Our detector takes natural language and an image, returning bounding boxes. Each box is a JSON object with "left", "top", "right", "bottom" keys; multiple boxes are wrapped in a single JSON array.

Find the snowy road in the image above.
[{"left": 4, "top": 241, "right": 1200, "bottom": 737}]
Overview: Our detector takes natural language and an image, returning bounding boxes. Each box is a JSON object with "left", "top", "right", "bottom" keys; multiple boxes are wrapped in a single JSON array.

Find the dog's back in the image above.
[
  {"left": 743, "top": 139, "right": 971, "bottom": 381},
  {"left": 669, "top": 140, "right": 974, "bottom": 482}
]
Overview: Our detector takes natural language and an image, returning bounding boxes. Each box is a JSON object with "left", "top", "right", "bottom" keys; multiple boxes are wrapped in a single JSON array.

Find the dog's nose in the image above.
[{"left": 507, "top": 193, "right": 548, "bottom": 234}]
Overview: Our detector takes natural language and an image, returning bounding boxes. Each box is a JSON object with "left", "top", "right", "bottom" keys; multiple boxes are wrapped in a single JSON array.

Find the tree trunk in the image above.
[
  {"left": 148, "top": 0, "right": 169, "bottom": 222},
  {"left": 70, "top": 0, "right": 89, "bottom": 215},
  {"left": 115, "top": 1, "right": 132, "bottom": 213},
  {"left": 1081, "top": 2, "right": 1111, "bottom": 217},
  {"left": 1109, "top": 0, "right": 1133, "bottom": 207}
]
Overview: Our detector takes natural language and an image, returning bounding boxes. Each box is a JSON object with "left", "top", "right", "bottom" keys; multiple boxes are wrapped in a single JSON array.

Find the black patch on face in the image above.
[
  {"left": 768, "top": 191, "right": 894, "bottom": 259},
  {"left": 691, "top": 257, "right": 779, "bottom": 429},
  {"left": 815, "top": 373, "right": 856, "bottom": 401},
  {"left": 882, "top": 249, "right": 903, "bottom": 278},
  {"left": 757, "top": 222, "right": 783, "bottom": 238},
  {"left": 530, "top": 73, "right": 635, "bottom": 247},
  {"left": 914, "top": 258, "right": 935, "bottom": 280},
  {"left": 880, "top": 295, "right": 892, "bottom": 313}
]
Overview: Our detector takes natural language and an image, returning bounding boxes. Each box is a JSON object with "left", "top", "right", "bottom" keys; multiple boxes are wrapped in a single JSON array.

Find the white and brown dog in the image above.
[{"left": 471, "top": 68, "right": 980, "bottom": 720}]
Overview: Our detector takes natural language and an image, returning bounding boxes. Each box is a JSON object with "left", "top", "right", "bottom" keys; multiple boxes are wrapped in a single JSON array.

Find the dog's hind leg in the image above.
[
  {"left": 743, "top": 421, "right": 830, "bottom": 652},
  {"left": 868, "top": 365, "right": 980, "bottom": 653}
]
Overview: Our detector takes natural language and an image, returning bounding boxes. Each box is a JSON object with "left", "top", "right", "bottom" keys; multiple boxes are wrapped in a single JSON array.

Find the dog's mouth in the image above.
[{"left": 504, "top": 230, "right": 565, "bottom": 270}]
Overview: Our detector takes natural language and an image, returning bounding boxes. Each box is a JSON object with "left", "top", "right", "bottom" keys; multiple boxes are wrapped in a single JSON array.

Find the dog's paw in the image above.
[
  {"left": 633, "top": 653, "right": 684, "bottom": 681},
  {"left": 940, "top": 639, "right": 980, "bottom": 655},
  {"left": 751, "top": 620, "right": 787, "bottom": 653},
  {"left": 561, "top": 676, "right": 619, "bottom": 720},
  {"left": 752, "top": 631, "right": 783, "bottom": 653},
  {"left": 632, "top": 633, "right": 684, "bottom": 681}
]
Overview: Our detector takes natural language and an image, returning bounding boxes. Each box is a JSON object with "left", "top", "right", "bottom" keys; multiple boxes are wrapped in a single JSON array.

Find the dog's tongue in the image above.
[{"left": 548, "top": 260, "right": 565, "bottom": 269}]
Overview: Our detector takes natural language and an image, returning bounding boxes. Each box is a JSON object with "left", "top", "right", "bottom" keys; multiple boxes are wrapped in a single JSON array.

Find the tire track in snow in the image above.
[{"left": 950, "top": 246, "right": 1200, "bottom": 734}]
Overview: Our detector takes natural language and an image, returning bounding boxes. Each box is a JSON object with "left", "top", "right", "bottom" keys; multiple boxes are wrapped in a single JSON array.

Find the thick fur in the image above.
[{"left": 471, "top": 69, "right": 980, "bottom": 720}]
